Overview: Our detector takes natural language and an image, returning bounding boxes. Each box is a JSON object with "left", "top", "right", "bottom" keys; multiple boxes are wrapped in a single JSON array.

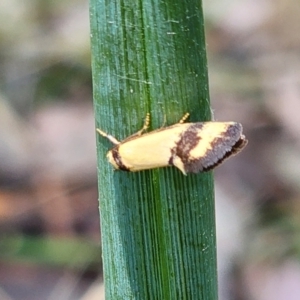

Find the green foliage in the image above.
[
  {"left": 90, "top": 0, "right": 217, "bottom": 298},
  {"left": 1, "top": 234, "right": 100, "bottom": 270}
]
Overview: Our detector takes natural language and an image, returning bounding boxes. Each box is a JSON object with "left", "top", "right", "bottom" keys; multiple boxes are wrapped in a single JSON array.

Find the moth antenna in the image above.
[
  {"left": 96, "top": 128, "right": 120, "bottom": 145},
  {"left": 178, "top": 112, "right": 190, "bottom": 124}
]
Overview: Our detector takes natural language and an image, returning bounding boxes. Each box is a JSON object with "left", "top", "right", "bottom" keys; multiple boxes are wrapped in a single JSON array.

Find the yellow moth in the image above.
[{"left": 97, "top": 113, "right": 247, "bottom": 175}]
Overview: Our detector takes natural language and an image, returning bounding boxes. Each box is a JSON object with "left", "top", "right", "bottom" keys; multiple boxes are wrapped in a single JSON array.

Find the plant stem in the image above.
[{"left": 90, "top": 0, "right": 217, "bottom": 298}]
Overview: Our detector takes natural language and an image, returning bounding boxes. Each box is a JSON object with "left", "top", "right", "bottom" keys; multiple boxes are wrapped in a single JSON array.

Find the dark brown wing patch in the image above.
[
  {"left": 111, "top": 147, "right": 130, "bottom": 171},
  {"left": 168, "top": 123, "right": 203, "bottom": 167},
  {"left": 171, "top": 122, "right": 247, "bottom": 174}
]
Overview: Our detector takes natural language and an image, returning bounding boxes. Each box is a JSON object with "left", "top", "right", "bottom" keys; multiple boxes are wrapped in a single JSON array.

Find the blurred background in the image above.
[{"left": 0, "top": 0, "right": 300, "bottom": 299}]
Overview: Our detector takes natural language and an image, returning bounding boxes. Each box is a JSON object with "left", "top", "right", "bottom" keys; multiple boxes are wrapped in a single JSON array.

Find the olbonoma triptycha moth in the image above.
[{"left": 97, "top": 113, "right": 247, "bottom": 175}]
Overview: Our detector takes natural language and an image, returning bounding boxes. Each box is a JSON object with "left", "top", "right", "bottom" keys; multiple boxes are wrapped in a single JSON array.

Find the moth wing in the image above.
[
  {"left": 117, "top": 123, "right": 190, "bottom": 172},
  {"left": 176, "top": 122, "right": 247, "bottom": 174}
]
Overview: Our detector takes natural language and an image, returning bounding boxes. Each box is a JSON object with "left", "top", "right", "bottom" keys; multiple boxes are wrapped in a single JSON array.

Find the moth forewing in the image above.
[
  {"left": 97, "top": 116, "right": 247, "bottom": 175},
  {"left": 189, "top": 122, "right": 241, "bottom": 159},
  {"left": 108, "top": 123, "right": 191, "bottom": 172},
  {"left": 183, "top": 122, "right": 247, "bottom": 173}
]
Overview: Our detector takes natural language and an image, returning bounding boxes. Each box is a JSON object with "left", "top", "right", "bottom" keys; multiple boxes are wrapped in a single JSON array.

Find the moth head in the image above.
[{"left": 107, "top": 150, "right": 120, "bottom": 170}]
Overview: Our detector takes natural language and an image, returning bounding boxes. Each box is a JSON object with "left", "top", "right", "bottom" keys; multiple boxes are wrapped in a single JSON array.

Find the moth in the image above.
[{"left": 97, "top": 113, "right": 247, "bottom": 175}]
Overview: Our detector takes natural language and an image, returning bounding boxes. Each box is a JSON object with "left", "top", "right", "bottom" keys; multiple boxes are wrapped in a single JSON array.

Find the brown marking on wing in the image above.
[
  {"left": 111, "top": 147, "right": 130, "bottom": 171},
  {"left": 185, "top": 123, "right": 247, "bottom": 173},
  {"left": 170, "top": 122, "right": 247, "bottom": 174},
  {"left": 168, "top": 123, "right": 203, "bottom": 168}
]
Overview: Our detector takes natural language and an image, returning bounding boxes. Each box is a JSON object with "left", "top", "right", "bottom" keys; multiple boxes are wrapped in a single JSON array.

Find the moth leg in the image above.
[
  {"left": 172, "top": 156, "right": 187, "bottom": 175},
  {"left": 121, "top": 113, "right": 150, "bottom": 141},
  {"left": 161, "top": 112, "right": 189, "bottom": 128},
  {"left": 96, "top": 128, "right": 120, "bottom": 145},
  {"left": 178, "top": 112, "right": 190, "bottom": 124},
  {"left": 133, "top": 113, "right": 150, "bottom": 136}
]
